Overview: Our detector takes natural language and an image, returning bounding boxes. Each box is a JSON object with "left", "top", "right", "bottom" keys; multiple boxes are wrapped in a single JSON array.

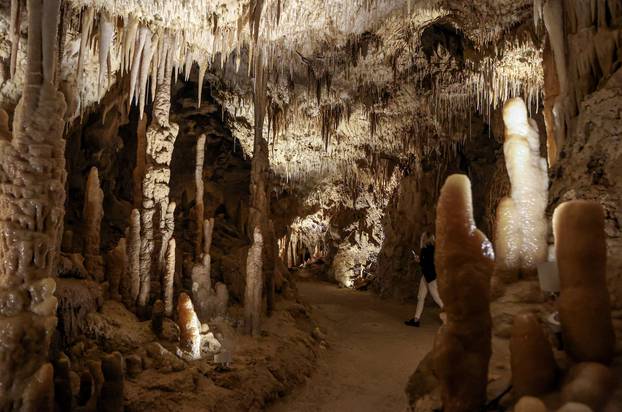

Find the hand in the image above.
[{"left": 411, "top": 250, "right": 420, "bottom": 263}]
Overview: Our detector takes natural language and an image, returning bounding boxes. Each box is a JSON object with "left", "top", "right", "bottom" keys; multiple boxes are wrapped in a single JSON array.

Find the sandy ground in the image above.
[{"left": 269, "top": 278, "right": 440, "bottom": 412}]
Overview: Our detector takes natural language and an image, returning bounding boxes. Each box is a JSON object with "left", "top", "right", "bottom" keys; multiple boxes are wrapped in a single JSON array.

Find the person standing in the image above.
[{"left": 405, "top": 232, "right": 444, "bottom": 327}]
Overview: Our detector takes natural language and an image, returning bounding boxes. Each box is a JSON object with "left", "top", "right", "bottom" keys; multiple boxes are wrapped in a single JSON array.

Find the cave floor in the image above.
[{"left": 270, "top": 278, "right": 440, "bottom": 412}]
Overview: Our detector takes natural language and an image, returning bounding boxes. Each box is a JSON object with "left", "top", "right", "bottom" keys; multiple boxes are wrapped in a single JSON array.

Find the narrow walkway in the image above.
[{"left": 269, "top": 279, "right": 440, "bottom": 412}]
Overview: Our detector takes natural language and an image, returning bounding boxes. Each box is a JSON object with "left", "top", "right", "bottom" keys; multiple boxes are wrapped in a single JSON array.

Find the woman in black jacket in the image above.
[{"left": 405, "top": 232, "right": 444, "bottom": 327}]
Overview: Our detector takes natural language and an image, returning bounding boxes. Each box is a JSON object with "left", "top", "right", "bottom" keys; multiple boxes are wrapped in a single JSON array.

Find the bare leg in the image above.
[
  {"left": 414, "top": 277, "right": 429, "bottom": 320},
  {"left": 427, "top": 280, "right": 444, "bottom": 309}
]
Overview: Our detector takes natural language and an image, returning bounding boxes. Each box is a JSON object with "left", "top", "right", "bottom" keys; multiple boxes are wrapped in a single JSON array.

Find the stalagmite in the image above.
[
  {"left": 245, "top": 227, "right": 264, "bottom": 336},
  {"left": 157, "top": 202, "right": 176, "bottom": 276},
  {"left": 151, "top": 299, "right": 164, "bottom": 337},
  {"left": 127, "top": 209, "right": 141, "bottom": 309},
  {"left": 510, "top": 312, "right": 557, "bottom": 397},
  {"left": 215, "top": 282, "right": 229, "bottom": 317},
  {"left": 561, "top": 362, "right": 616, "bottom": 411},
  {"left": 0, "top": 0, "right": 65, "bottom": 408},
  {"left": 21, "top": 363, "right": 55, "bottom": 412},
  {"left": 195, "top": 134, "right": 206, "bottom": 258},
  {"left": 164, "top": 238, "right": 176, "bottom": 317},
  {"left": 98, "top": 352, "right": 124, "bottom": 412},
  {"left": 83, "top": 167, "right": 104, "bottom": 281},
  {"left": 107, "top": 238, "right": 127, "bottom": 302},
  {"left": 177, "top": 292, "right": 201, "bottom": 360},
  {"left": 98, "top": 11, "right": 114, "bottom": 100},
  {"left": 494, "top": 197, "right": 521, "bottom": 282},
  {"left": 515, "top": 397, "right": 548, "bottom": 412},
  {"left": 433, "top": 174, "right": 494, "bottom": 412},
  {"left": 191, "top": 254, "right": 212, "bottom": 321},
  {"left": 553, "top": 201, "right": 615, "bottom": 364},
  {"left": 500, "top": 97, "right": 548, "bottom": 277}
]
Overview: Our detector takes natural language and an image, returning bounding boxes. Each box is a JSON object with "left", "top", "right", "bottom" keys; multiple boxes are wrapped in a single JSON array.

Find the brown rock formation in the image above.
[{"left": 433, "top": 174, "right": 494, "bottom": 412}]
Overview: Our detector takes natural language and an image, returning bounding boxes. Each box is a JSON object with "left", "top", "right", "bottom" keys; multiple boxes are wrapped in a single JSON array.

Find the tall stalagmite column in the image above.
[
  {"left": 497, "top": 97, "right": 548, "bottom": 278},
  {"left": 433, "top": 174, "right": 494, "bottom": 412},
  {"left": 138, "top": 43, "right": 179, "bottom": 315},
  {"left": 0, "top": 0, "right": 66, "bottom": 408},
  {"left": 244, "top": 50, "right": 270, "bottom": 336},
  {"left": 553, "top": 200, "right": 615, "bottom": 364},
  {"left": 83, "top": 166, "right": 104, "bottom": 281}
]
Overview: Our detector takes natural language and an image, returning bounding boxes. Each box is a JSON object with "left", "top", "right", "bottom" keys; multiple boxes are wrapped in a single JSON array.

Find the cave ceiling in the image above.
[{"left": 0, "top": 0, "right": 542, "bottom": 200}]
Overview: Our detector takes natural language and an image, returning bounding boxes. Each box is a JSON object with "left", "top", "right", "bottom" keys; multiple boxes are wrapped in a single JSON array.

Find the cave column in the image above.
[
  {"left": 244, "top": 50, "right": 270, "bottom": 336},
  {"left": 0, "top": 0, "right": 66, "bottom": 408},
  {"left": 137, "top": 37, "right": 179, "bottom": 316}
]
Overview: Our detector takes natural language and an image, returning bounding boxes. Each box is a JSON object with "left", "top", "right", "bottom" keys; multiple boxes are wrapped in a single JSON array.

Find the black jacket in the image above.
[{"left": 420, "top": 244, "right": 437, "bottom": 283}]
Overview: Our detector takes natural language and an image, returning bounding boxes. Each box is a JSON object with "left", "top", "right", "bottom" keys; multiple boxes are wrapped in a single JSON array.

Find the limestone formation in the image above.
[
  {"left": 83, "top": 166, "right": 105, "bottom": 280},
  {"left": 107, "top": 238, "right": 127, "bottom": 302},
  {"left": 98, "top": 352, "right": 124, "bottom": 412},
  {"left": 177, "top": 292, "right": 201, "bottom": 360},
  {"left": 245, "top": 227, "right": 264, "bottom": 336},
  {"left": 138, "top": 63, "right": 179, "bottom": 315},
  {"left": 514, "top": 396, "right": 548, "bottom": 412},
  {"left": 561, "top": 362, "right": 616, "bottom": 411},
  {"left": 553, "top": 201, "right": 615, "bottom": 364},
  {"left": 433, "top": 174, "right": 494, "bottom": 412},
  {"left": 0, "top": 1, "right": 66, "bottom": 408},
  {"left": 127, "top": 209, "right": 141, "bottom": 309},
  {"left": 195, "top": 134, "right": 206, "bottom": 258},
  {"left": 498, "top": 97, "right": 548, "bottom": 278},
  {"left": 151, "top": 299, "right": 165, "bottom": 337},
  {"left": 163, "top": 238, "right": 176, "bottom": 317},
  {"left": 510, "top": 312, "right": 557, "bottom": 397}
]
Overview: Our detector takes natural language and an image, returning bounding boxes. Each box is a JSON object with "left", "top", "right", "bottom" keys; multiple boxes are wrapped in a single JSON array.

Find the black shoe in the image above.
[{"left": 404, "top": 318, "right": 420, "bottom": 327}]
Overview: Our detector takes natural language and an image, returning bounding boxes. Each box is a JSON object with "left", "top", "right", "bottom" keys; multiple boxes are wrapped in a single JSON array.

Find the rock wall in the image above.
[
  {"left": 546, "top": 4, "right": 622, "bottom": 311},
  {"left": 375, "top": 115, "right": 507, "bottom": 301}
]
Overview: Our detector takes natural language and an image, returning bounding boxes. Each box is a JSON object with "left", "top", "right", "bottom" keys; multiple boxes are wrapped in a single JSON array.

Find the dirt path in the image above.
[{"left": 269, "top": 279, "right": 440, "bottom": 412}]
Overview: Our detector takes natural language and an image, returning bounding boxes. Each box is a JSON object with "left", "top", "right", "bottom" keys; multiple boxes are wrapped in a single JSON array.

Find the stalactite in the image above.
[
  {"left": 129, "top": 26, "right": 147, "bottom": 111},
  {"left": 77, "top": 7, "right": 94, "bottom": 92},
  {"left": 197, "top": 56, "right": 208, "bottom": 109},
  {"left": 83, "top": 166, "right": 104, "bottom": 281},
  {"left": 553, "top": 200, "right": 615, "bottom": 364},
  {"left": 177, "top": 292, "right": 201, "bottom": 360},
  {"left": 434, "top": 174, "right": 494, "bottom": 412},
  {"left": 139, "top": 30, "right": 157, "bottom": 119},
  {"left": 195, "top": 134, "right": 206, "bottom": 258},
  {"left": 0, "top": 0, "right": 65, "bottom": 408},
  {"left": 127, "top": 208, "right": 141, "bottom": 309},
  {"left": 164, "top": 238, "right": 176, "bottom": 317},
  {"left": 543, "top": 0, "right": 568, "bottom": 161},
  {"left": 203, "top": 217, "right": 215, "bottom": 257},
  {"left": 122, "top": 16, "right": 139, "bottom": 75},
  {"left": 9, "top": 0, "right": 21, "bottom": 79},
  {"left": 98, "top": 11, "right": 114, "bottom": 100}
]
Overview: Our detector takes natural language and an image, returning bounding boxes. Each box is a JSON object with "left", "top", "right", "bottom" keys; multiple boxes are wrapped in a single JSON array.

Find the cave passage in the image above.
[
  {"left": 270, "top": 270, "right": 437, "bottom": 412},
  {"left": 0, "top": 1, "right": 621, "bottom": 412}
]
